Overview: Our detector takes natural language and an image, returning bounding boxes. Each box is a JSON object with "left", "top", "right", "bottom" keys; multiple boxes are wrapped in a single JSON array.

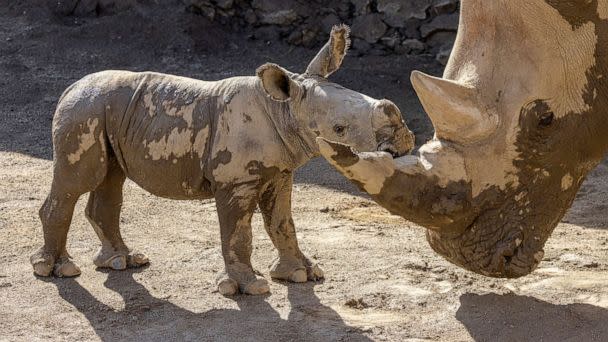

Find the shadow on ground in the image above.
[
  {"left": 562, "top": 162, "right": 608, "bottom": 230},
  {"left": 456, "top": 293, "right": 608, "bottom": 341},
  {"left": 49, "top": 269, "right": 372, "bottom": 341}
]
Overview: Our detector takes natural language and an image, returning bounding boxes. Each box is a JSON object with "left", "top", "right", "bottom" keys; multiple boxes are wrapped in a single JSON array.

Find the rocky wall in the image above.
[
  {"left": 49, "top": 0, "right": 460, "bottom": 64},
  {"left": 184, "top": 0, "right": 460, "bottom": 64}
]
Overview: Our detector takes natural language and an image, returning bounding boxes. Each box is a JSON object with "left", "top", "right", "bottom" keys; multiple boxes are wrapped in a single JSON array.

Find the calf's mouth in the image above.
[{"left": 377, "top": 141, "right": 401, "bottom": 158}]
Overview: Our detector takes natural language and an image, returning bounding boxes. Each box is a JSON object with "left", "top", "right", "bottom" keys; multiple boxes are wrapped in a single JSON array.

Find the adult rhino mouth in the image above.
[{"left": 426, "top": 220, "right": 545, "bottom": 278}]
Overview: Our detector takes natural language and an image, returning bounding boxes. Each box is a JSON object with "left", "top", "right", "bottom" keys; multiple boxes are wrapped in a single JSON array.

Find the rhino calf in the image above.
[{"left": 30, "top": 25, "right": 414, "bottom": 295}]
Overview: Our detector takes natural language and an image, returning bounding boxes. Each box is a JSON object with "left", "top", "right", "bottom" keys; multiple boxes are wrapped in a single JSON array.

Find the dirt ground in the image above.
[{"left": 0, "top": 2, "right": 606, "bottom": 341}]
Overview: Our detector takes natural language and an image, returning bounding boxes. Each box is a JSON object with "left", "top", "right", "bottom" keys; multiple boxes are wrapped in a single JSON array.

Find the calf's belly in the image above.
[{"left": 120, "top": 154, "right": 215, "bottom": 200}]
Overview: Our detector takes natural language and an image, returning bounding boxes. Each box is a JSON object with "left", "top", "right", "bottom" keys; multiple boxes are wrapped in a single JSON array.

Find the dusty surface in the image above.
[{"left": 0, "top": 2, "right": 606, "bottom": 341}]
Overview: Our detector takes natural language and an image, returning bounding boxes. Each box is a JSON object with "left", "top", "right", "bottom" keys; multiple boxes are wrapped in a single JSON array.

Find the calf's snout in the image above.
[{"left": 373, "top": 100, "right": 415, "bottom": 157}]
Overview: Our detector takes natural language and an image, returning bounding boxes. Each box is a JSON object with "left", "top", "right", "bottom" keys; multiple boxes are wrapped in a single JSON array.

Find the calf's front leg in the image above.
[
  {"left": 259, "top": 172, "right": 324, "bottom": 283},
  {"left": 214, "top": 183, "right": 270, "bottom": 296}
]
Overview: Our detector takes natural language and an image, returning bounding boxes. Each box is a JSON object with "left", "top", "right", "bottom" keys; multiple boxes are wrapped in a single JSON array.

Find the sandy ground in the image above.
[{"left": 0, "top": 2, "right": 606, "bottom": 341}]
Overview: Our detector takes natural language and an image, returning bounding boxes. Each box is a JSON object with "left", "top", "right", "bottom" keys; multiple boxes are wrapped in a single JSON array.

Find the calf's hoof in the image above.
[
  {"left": 31, "top": 250, "right": 81, "bottom": 278},
  {"left": 217, "top": 278, "right": 239, "bottom": 296},
  {"left": 270, "top": 256, "right": 324, "bottom": 282},
  {"left": 244, "top": 278, "right": 270, "bottom": 295},
  {"left": 94, "top": 249, "right": 149, "bottom": 270},
  {"left": 216, "top": 274, "right": 270, "bottom": 296}
]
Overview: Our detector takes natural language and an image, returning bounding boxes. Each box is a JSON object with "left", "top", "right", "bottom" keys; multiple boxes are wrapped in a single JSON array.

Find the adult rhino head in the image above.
[{"left": 318, "top": 0, "right": 608, "bottom": 278}]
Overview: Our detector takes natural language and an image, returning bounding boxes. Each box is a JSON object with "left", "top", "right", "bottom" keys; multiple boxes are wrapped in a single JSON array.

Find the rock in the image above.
[
  {"left": 215, "top": 0, "right": 234, "bottom": 10},
  {"left": 243, "top": 9, "right": 257, "bottom": 24},
  {"left": 253, "top": 26, "right": 280, "bottom": 41},
  {"left": 396, "top": 38, "right": 425, "bottom": 54},
  {"left": 369, "top": 47, "right": 389, "bottom": 56},
  {"left": 425, "top": 31, "right": 456, "bottom": 52},
  {"left": 344, "top": 297, "right": 369, "bottom": 309},
  {"left": 351, "top": 0, "right": 372, "bottom": 15},
  {"left": 50, "top": 0, "right": 79, "bottom": 15},
  {"left": 377, "top": 0, "right": 433, "bottom": 27},
  {"left": 259, "top": 9, "right": 297, "bottom": 25},
  {"left": 294, "top": 4, "right": 314, "bottom": 18},
  {"left": 184, "top": 0, "right": 215, "bottom": 19},
  {"left": 252, "top": 0, "right": 297, "bottom": 12},
  {"left": 321, "top": 13, "right": 341, "bottom": 34},
  {"left": 436, "top": 44, "right": 453, "bottom": 65},
  {"left": 352, "top": 38, "right": 372, "bottom": 53},
  {"left": 286, "top": 30, "right": 303, "bottom": 45},
  {"left": 216, "top": 7, "right": 235, "bottom": 18},
  {"left": 432, "top": 0, "right": 459, "bottom": 15},
  {"left": 352, "top": 13, "right": 387, "bottom": 43},
  {"left": 400, "top": 19, "right": 423, "bottom": 39},
  {"left": 301, "top": 28, "right": 318, "bottom": 47},
  {"left": 420, "top": 13, "right": 459, "bottom": 38},
  {"left": 73, "top": 0, "right": 98, "bottom": 16},
  {"left": 332, "top": 1, "right": 352, "bottom": 18},
  {"left": 98, "top": 0, "right": 135, "bottom": 14},
  {"left": 197, "top": 6, "right": 216, "bottom": 20},
  {"left": 380, "top": 36, "right": 399, "bottom": 49}
]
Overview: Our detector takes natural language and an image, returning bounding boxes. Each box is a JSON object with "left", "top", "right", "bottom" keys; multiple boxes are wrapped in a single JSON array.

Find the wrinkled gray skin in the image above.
[
  {"left": 319, "top": 1, "right": 608, "bottom": 278},
  {"left": 30, "top": 25, "right": 414, "bottom": 296}
]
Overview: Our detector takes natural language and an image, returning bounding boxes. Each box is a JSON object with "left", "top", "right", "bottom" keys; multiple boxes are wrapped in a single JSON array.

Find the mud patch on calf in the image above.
[
  {"left": 144, "top": 127, "right": 193, "bottom": 161},
  {"left": 144, "top": 124, "right": 210, "bottom": 161},
  {"left": 67, "top": 118, "right": 99, "bottom": 164},
  {"left": 210, "top": 149, "right": 233, "bottom": 170},
  {"left": 162, "top": 99, "right": 197, "bottom": 127}
]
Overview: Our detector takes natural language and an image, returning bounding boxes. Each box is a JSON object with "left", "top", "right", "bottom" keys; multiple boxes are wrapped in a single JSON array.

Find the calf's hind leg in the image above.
[
  {"left": 85, "top": 158, "right": 149, "bottom": 270},
  {"left": 31, "top": 188, "right": 82, "bottom": 277},
  {"left": 31, "top": 113, "right": 108, "bottom": 277}
]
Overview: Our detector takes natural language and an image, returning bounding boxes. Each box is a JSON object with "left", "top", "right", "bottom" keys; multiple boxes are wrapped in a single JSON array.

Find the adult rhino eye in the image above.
[
  {"left": 539, "top": 111, "right": 554, "bottom": 127},
  {"left": 333, "top": 124, "right": 346, "bottom": 136}
]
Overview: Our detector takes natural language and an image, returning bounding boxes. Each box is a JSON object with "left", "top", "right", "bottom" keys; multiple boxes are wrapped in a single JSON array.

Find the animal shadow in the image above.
[
  {"left": 51, "top": 269, "right": 373, "bottom": 341},
  {"left": 456, "top": 292, "right": 608, "bottom": 341}
]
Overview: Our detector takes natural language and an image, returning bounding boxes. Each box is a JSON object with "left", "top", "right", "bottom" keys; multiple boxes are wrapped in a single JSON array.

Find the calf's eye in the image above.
[
  {"left": 333, "top": 124, "right": 347, "bottom": 136},
  {"left": 539, "top": 111, "right": 554, "bottom": 127}
]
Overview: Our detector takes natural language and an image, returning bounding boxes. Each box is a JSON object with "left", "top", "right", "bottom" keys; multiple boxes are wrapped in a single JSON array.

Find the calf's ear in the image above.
[
  {"left": 305, "top": 24, "right": 350, "bottom": 78},
  {"left": 257, "top": 63, "right": 302, "bottom": 102}
]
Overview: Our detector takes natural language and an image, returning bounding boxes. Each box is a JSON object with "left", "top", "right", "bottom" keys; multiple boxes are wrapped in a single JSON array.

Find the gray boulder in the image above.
[{"left": 352, "top": 13, "right": 387, "bottom": 43}]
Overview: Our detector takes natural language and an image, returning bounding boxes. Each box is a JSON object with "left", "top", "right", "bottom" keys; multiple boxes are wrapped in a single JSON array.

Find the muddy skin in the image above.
[
  {"left": 318, "top": 0, "right": 608, "bottom": 278},
  {"left": 30, "top": 25, "right": 414, "bottom": 296}
]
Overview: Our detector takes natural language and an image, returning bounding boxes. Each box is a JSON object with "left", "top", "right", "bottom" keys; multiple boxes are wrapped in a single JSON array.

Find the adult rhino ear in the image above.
[
  {"left": 257, "top": 63, "right": 302, "bottom": 102},
  {"left": 305, "top": 24, "right": 350, "bottom": 78}
]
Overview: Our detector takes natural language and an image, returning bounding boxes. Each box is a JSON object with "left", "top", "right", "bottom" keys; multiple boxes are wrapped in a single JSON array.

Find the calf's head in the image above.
[
  {"left": 318, "top": 1, "right": 608, "bottom": 278},
  {"left": 256, "top": 25, "right": 414, "bottom": 158}
]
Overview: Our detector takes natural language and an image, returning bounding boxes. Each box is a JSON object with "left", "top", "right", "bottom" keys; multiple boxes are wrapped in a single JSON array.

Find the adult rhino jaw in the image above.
[{"left": 319, "top": 0, "right": 608, "bottom": 278}]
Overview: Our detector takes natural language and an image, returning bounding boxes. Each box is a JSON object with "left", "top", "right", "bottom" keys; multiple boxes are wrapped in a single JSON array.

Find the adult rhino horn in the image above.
[{"left": 411, "top": 71, "right": 498, "bottom": 144}]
